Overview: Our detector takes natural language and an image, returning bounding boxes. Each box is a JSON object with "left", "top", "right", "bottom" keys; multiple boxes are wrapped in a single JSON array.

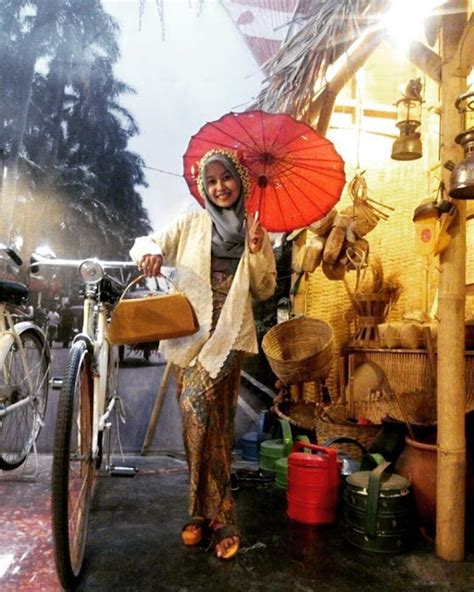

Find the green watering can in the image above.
[
  {"left": 275, "top": 435, "right": 311, "bottom": 489},
  {"left": 259, "top": 419, "right": 293, "bottom": 476}
]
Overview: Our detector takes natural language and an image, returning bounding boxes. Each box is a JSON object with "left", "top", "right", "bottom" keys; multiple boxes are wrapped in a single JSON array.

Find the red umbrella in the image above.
[{"left": 183, "top": 110, "right": 346, "bottom": 233}]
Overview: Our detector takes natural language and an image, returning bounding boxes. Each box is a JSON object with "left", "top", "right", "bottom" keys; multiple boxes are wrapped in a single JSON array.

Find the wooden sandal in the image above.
[
  {"left": 211, "top": 525, "right": 240, "bottom": 560},
  {"left": 181, "top": 516, "right": 209, "bottom": 546}
]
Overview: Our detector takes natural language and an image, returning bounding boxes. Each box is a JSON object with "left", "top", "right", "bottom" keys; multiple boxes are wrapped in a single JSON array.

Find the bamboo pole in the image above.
[
  {"left": 436, "top": 1, "right": 468, "bottom": 562},
  {"left": 316, "top": 89, "right": 338, "bottom": 136},
  {"left": 454, "top": 12, "right": 474, "bottom": 78},
  {"left": 305, "top": 27, "right": 384, "bottom": 124},
  {"left": 405, "top": 41, "right": 442, "bottom": 83},
  {"left": 141, "top": 362, "right": 174, "bottom": 455}
]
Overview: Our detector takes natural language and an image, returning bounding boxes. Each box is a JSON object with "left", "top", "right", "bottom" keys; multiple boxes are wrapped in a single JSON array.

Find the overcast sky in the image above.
[{"left": 103, "top": 0, "right": 264, "bottom": 234}]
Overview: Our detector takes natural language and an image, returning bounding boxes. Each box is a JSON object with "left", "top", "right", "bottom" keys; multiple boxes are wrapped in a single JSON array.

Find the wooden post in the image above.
[
  {"left": 141, "top": 362, "right": 174, "bottom": 456},
  {"left": 436, "top": 1, "right": 468, "bottom": 562}
]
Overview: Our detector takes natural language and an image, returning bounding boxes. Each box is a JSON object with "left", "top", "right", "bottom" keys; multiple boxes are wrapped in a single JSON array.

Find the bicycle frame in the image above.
[
  {"left": 78, "top": 293, "right": 118, "bottom": 462},
  {"left": 0, "top": 244, "right": 51, "bottom": 471},
  {"left": 32, "top": 255, "right": 136, "bottom": 465},
  {"left": 0, "top": 303, "right": 50, "bottom": 420}
]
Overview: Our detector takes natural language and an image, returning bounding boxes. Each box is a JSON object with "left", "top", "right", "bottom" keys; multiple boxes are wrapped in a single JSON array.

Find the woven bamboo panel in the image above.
[
  {"left": 297, "top": 133, "right": 437, "bottom": 402},
  {"left": 347, "top": 348, "right": 474, "bottom": 411}
]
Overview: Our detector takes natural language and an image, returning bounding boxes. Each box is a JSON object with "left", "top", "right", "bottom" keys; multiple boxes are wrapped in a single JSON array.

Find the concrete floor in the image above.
[{"left": 2, "top": 347, "right": 474, "bottom": 590}]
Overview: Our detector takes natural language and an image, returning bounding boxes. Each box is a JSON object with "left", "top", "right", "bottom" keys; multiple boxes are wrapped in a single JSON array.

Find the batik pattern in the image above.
[{"left": 179, "top": 270, "right": 244, "bottom": 525}]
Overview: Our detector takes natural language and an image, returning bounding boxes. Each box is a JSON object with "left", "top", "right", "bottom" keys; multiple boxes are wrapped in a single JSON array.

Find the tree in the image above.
[{"left": 0, "top": 0, "right": 151, "bottom": 259}]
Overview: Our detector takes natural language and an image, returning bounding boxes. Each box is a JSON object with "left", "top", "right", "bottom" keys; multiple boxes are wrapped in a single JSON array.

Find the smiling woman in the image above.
[
  {"left": 130, "top": 147, "right": 276, "bottom": 560},
  {"left": 204, "top": 162, "right": 241, "bottom": 208}
]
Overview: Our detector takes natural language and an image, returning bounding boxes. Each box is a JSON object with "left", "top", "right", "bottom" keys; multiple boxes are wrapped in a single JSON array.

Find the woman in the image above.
[{"left": 130, "top": 149, "right": 276, "bottom": 559}]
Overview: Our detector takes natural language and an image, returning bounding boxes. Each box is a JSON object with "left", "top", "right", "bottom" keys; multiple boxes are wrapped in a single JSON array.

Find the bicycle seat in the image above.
[{"left": 0, "top": 279, "right": 29, "bottom": 305}]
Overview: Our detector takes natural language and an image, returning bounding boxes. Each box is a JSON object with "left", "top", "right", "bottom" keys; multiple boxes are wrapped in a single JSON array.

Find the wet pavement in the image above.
[
  {"left": 3, "top": 452, "right": 474, "bottom": 591},
  {"left": 2, "top": 347, "right": 474, "bottom": 590}
]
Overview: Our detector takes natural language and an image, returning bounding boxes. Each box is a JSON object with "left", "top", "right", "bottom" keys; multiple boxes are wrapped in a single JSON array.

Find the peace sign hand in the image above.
[{"left": 247, "top": 213, "right": 264, "bottom": 254}]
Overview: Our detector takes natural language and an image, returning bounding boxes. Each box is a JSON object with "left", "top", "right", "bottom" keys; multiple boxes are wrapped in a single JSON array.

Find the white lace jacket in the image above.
[{"left": 129, "top": 210, "right": 277, "bottom": 378}]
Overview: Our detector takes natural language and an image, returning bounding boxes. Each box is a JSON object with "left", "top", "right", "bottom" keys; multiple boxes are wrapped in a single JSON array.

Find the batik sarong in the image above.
[{"left": 178, "top": 270, "right": 244, "bottom": 525}]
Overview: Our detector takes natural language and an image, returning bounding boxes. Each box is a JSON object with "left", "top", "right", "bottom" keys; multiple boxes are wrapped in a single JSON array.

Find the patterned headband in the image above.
[{"left": 196, "top": 148, "right": 252, "bottom": 201}]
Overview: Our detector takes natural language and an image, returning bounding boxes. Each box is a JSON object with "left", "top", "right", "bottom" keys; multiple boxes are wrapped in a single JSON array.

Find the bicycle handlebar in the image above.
[{"left": 29, "top": 254, "right": 138, "bottom": 272}]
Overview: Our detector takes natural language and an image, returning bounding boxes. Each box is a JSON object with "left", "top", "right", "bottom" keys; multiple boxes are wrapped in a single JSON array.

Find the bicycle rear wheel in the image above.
[
  {"left": 0, "top": 329, "right": 50, "bottom": 470},
  {"left": 52, "top": 340, "right": 94, "bottom": 589}
]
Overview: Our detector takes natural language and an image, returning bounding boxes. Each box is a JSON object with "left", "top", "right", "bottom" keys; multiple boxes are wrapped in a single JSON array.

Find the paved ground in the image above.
[{"left": 2, "top": 346, "right": 474, "bottom": 591}]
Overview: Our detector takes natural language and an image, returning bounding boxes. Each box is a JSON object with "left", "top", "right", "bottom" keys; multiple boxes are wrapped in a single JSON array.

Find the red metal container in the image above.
[{"left": 287, "top": 441, "right": 341, "bottom": 525}]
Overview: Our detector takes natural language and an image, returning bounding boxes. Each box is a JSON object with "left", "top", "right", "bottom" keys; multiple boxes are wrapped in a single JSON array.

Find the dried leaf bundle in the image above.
[{"left": 252, "top": 0, "right": 388, "bottom": 116}]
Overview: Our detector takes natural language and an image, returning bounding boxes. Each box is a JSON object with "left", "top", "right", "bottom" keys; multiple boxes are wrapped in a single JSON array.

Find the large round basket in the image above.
[{"left": 262, "top": 317, "right": 334, "bottom": 385}]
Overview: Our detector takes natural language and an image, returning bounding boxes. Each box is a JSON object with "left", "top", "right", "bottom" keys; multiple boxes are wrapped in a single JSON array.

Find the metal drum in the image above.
[{"left": 344, "top": 461, "right": 414, "bottom": 553}]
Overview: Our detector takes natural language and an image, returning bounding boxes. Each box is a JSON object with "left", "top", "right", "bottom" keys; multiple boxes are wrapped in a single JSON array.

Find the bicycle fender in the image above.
[
  {"left": 72, "top": 333, "right": 94, "bottom": 357},
  {"left": 0, "top": 322, "right": 51, "bottom": 367}
]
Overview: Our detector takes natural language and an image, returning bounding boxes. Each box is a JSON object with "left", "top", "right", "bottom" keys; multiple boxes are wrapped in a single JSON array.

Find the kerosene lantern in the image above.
[
  {"left": 391, "top": 78, "right": 423, "bottom": 161},
  {"left": 449, "top": 70, "right": 474, "bottom": 199}
]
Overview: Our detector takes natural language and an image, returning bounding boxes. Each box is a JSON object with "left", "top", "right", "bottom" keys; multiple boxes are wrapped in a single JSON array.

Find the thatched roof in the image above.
[{"left": 248, "top": 0, "right": 448, "bottom": 127}]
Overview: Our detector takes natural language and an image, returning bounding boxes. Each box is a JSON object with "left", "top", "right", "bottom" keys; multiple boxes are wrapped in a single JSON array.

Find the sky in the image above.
[{"left": 103, "top": 0, "right": 264, "bottom": 234}]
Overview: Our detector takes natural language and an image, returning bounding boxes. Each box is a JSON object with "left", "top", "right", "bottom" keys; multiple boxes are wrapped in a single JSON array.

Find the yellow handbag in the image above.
[{"left": 108, "top": 274, "right": 199, "bottom": 345}]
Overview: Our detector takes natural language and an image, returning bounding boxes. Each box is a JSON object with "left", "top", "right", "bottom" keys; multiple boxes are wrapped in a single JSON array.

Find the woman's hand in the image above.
[
  {"left": 247, "top": 213, "right": 264, "bottom": 254},
  {"left": 139, "top": 254, "right": 163, "bottom": 277}
]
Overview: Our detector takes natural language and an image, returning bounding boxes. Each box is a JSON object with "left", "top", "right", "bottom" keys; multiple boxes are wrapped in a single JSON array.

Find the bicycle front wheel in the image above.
[
  {"left": 0, "top": 329, "right": 50, "bottom": 470},
  {"left": 52, "top": 340, "right": 94, "bottom": 589}
]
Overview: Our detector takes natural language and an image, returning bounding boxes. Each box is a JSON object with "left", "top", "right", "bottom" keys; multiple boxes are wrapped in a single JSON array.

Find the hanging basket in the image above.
[{"left": 262, "top": 317, "right": 334, "bottom": 385}]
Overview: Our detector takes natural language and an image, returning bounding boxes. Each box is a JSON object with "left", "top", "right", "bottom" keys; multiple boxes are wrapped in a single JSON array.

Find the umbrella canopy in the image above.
[{"left": 183, "top": 110, "right": 346, "bottom": 233}]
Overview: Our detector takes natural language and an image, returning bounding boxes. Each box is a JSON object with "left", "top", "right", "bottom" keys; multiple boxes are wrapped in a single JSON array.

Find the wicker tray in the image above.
[
  {"left": 274, "top": 398, "right": 319, "bottom": 430},
  {"left": 262, "top": 317, "right": 334, "bottom": 385},
  {"left": 378, "top": 389, "right": 437, "bottom": 426}
]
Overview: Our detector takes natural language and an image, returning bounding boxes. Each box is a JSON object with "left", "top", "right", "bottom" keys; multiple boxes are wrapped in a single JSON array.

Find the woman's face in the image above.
[{"left": 204, "top": 161, "right": 240, "bottom": 208}]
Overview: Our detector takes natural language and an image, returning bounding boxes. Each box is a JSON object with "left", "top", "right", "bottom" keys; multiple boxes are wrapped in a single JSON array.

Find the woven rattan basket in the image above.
[
  {"left": 274, "top": 398, "right": 318, "bottom": 430},
  {"left": 262, "top": 317, "right": 334, "bottom": 385},
  {"left": 315, "top": 404, "right": 381, "bottom": 460}
]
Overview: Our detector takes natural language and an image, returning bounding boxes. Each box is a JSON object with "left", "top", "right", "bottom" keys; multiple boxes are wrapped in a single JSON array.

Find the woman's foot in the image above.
[
  {"left": 210, "top": 522, "right": 240, "bottom": 559},
  {"left": 181, "top": 517, "right": 209, "bottom": 546}
]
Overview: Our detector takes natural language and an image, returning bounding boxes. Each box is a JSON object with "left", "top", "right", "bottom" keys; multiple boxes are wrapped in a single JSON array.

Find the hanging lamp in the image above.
[
  {"left": 449, "top": 69, "right": 474, "bottom": 199},
  {"left": 391, "top": 79, "right": 423, "bottom": 161}
]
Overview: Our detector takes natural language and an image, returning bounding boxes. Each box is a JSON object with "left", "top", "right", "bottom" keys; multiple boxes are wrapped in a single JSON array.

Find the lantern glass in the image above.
[
  {"left": 464, "top": 69, "right": 474, "bottom": 130},
  {"left": 396, "top": 98, "right": 422, "bottom": 132}
]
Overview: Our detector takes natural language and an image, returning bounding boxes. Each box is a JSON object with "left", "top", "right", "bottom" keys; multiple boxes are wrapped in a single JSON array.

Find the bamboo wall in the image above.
[{"left": 292, "top": 46, "right": 445, "bottom": 401}]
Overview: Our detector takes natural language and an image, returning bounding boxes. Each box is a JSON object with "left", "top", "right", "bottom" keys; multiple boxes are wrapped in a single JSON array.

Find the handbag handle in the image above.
[{"left": 119, "top": 273, "right": 181, "bottom": 301}]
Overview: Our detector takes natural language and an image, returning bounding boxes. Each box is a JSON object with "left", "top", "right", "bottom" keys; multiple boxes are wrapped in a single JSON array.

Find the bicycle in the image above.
[
  {"left": 0, "top": 244, "right": 51, "bottom": 471},
  {"left": 31, "top": 254, "right": 137, "bottom": 590}
]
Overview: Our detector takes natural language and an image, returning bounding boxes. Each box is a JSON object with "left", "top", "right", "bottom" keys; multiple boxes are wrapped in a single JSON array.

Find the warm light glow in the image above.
[
  {"left": 0, "top": 553, "right": 15, "bottom": 578},
  {"left": 468, "top": 67, "right": 474, "bottom": 92},
  {"left": 383, "top": 0, "right": 446, "bottom": 51},
  {"left": 35, "top": 245, "right": 55, "bottom": 258},
  {"left": 13, "top": 235, "right": 23, "bottom": 250}
]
